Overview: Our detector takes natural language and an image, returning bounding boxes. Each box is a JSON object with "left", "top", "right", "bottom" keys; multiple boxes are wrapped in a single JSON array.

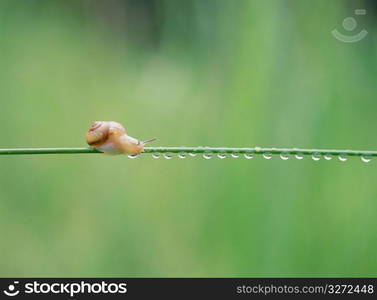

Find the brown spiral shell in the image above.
[{"left": 85, "top": 121, "right": 111, "bottom": 147}]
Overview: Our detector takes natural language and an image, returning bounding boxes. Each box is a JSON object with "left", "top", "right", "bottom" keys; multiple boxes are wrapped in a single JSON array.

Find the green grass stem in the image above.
[{"left": 0, "top": 147, "right": 376, "bottom": 157}]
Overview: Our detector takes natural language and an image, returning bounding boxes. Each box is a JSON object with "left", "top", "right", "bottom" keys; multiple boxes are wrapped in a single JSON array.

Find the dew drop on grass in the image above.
[
  {"left": 295, "top": 153, "right": 304, "bottom": 160},
  {"left": 152, "top": 153, "right": 160, "bottom": 159},
  {"left": 244, "top": 153, "right": 254, "bottom": 159},
  {"left": 163, "top": 153, "right": 173, "bottom": 160},
  {"left": 263, "top": 153, "right": 272, "bottom": 160},
  {"left": 361, "top": 156, "right": 372, "bottom": 163},
  {"left": 217, "top": 153, "right": 227, "bottom": 159},
  {"left": 338, "top": 154, "right": 348, "bottom": 162},
  {"left": 203, "top": 153, "right": 213, "bottom": 160},
  {"left": 324, "top": 154, "right": 332, "bottom": 160},
  {"left": 128, "top": 154, "right": 139, "bottom": 159},
  {"left": 280, "top": 153, "right": 289, "bottom": 160},
  {"left": 178, "top": 153, "right": 186, "bottom": 159},
  {"left": 189, "top": 153, "right": 197, "bottom": 157},
  {"left": 231, "top": 153, "right": 239, "bottom": 158},
  {"left": 311, "top": 153, "right": 321, "bottom": 161}
]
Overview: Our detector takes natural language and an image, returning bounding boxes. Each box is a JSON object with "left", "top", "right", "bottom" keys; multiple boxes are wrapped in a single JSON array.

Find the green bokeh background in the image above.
[{"left": 0, "top": 0, "right": 376, "bottom": 276}]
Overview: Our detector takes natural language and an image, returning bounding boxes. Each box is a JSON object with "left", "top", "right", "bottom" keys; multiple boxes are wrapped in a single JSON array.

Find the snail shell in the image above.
[{"left": 86, "top": 121, "right": 155, "bottom": 155}]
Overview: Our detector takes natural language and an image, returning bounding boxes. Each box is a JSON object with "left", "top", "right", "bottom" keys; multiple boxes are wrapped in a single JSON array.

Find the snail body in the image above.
[{"left": 86, "top": 121, "right": 156, "bottom": 155}]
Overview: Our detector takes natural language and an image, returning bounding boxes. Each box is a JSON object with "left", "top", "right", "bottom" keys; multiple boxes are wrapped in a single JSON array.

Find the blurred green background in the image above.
[{"left": 0, "top": 0, "right": 376, "bottom": 277}]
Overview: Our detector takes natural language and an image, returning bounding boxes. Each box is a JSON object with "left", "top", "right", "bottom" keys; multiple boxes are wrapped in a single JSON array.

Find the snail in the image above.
[{"left": 86, "top": 121, "right": 156, "bottom": 155}]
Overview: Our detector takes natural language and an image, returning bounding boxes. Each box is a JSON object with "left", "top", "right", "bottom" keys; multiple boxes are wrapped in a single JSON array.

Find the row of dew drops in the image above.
[{"left": 127, "top": 151, "right": 373, "bottom": 163}]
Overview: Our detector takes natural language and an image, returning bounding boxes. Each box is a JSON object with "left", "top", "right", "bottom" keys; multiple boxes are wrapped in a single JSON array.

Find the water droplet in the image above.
[
  {"left": 280, "top": 153, "right": 289, "bottom": 160},
  {"left": 178, "top": 153, "right": 186, "bottom": 159},
  {"left": 295, "top": 153, "right": 304, "bottom": 160},
  {"left": 338, "top": 154, "right": 348, "bottom": 162},
  {"left": 217, "top": 153, "right": 227, "bottom": 159},
  {"left": 203, "top": 153, "right": 212, "bottom": 160},
  {"left": 163, "top": 153, "right": 172, "bottom": 160},
  {"left": 361, "top": 156, "right": 372, "bottom": 163},
  {"left": 128, "top": 154, "right": 139, "bottom": 159},
  {"left": 311, "top": 153, "right": 321, "bottom": 161},
  {"left": 189, "top": 153, "right": 197, "bottom": 157},
  {"left": 244, "top": 153, "right": 254, "bottom": 159},
  {"left": 231, "top": 153, "right": 239, "bottom": 158},
  {"left": 152, "top": 153, "right": 160, "bottom": 159},
  {"left": 324, "top": 154, "right": 332, "bottom": 160},
  {"left": 263, "top": 153, "right": 272, "bottom": 160}
]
